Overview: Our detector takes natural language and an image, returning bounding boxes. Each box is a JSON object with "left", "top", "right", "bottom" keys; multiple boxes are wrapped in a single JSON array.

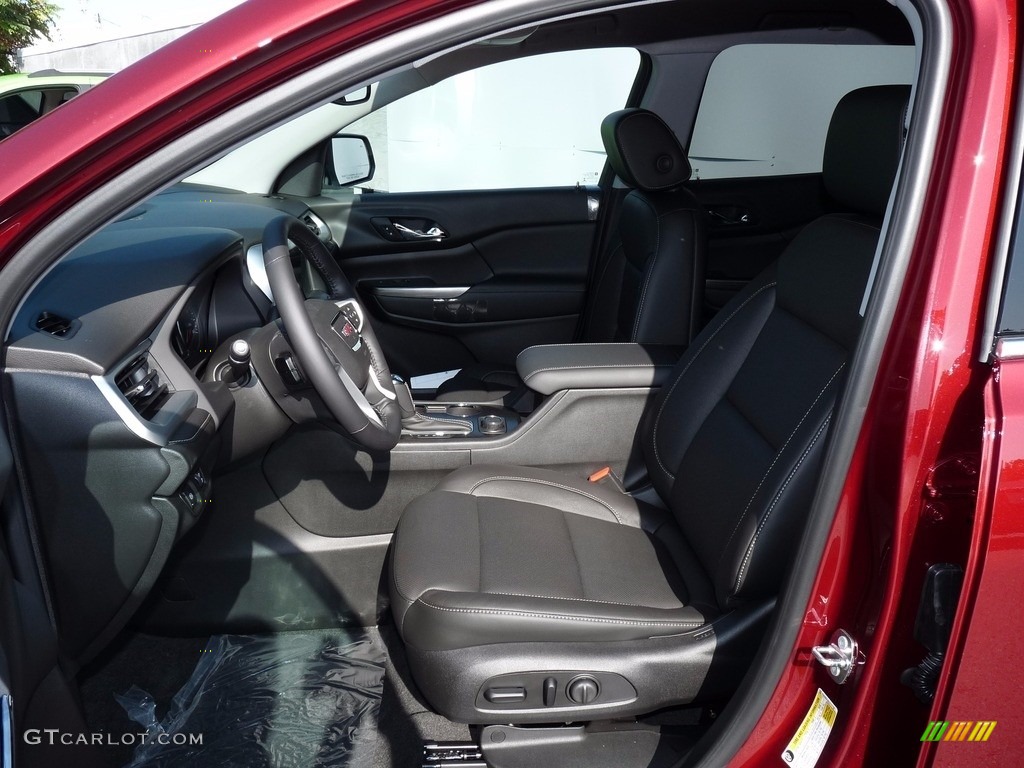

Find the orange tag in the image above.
[{"left": 588, "top": 466, "right": 611, "bottom": 483}]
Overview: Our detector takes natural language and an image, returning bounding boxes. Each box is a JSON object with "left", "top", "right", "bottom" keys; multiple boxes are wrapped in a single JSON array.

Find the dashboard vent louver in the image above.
[
  {"left": 35, "top": 311, "right": 74, "bottom": 337},
  {"left": 301, "top": 213, "right": 322, "bottom": 238},
  {"left": 115, "top": 355, "right": 169, "bottom": 420}
]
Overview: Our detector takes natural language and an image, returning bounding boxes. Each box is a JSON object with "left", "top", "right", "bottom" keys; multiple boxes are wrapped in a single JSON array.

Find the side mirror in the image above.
[
  {"left": 333, "top": 85, "right": 371, "bottom": 105},
  {"left": 327, "top": 134, "right": 375, "bottom": 187}
]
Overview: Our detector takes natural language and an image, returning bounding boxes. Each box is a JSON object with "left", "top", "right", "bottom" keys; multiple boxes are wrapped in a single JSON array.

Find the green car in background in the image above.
[{"left": 0, "top": 70, "right": 108, "bottom": 139}]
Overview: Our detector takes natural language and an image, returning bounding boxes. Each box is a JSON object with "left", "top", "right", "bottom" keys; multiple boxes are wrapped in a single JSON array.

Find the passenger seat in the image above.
[{"left": 435, "top": 108, "right": 706, "bottom": 404}]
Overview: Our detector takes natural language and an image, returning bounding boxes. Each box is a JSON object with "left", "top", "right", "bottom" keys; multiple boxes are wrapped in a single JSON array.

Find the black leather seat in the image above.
[
  {"left": 391, "top": 85, "right": 910, "bottom": 723},
  {"left": 435, "top": 108, "right": 706, "bottom": 404}
]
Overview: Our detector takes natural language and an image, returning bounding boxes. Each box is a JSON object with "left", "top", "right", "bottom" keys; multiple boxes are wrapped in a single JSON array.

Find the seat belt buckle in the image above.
[{"left": 587, "top": 466, "right": 624, "bottom": 492}]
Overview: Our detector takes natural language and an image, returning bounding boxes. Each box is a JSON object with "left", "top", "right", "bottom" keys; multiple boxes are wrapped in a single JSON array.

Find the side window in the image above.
[
  {"left": 0, "top": 90, "right": 45, "bottom": 137},
  {"left": 0, "top": 88, "right": 79, "bottom": 139},
  {"left": 338, "top": 48, "right": 641, "bottom": 193},
  {"left": 687, "top": 44, "right": 915, "bottom": 180}
]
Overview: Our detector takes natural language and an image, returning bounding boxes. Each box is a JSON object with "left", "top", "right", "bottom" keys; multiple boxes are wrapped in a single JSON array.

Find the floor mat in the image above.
[{"left": 118, "top": 630, "right": 385, "bottom": 768}]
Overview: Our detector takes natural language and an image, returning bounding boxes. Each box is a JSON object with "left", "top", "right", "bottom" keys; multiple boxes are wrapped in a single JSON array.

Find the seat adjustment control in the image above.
[
  {"left": 543, "top": 677, "right": 557, "bottom": 706},
  {"left": 484, "top": 686, "right": 526, "bottom": 703},
  {"left": 566, "top": 676, "right": 600, "bottom": 705}
]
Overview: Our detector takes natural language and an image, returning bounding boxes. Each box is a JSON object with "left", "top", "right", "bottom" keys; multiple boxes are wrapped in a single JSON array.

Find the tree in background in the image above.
[{"left": 0, "top": 0, "right": 58, "bottom": 74}]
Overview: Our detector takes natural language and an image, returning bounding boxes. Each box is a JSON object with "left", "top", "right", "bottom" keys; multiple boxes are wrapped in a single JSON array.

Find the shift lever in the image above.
[
  {"left": 391, "top": 375, "right": 417, "bottom": 421},
  {"left": 392, "top": 374, "right": 472, "bottom": 436}
]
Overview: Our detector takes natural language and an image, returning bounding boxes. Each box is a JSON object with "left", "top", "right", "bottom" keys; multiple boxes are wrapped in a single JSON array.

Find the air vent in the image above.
[
  {"left": 34, "top": 311, "right": 75, "bottom": 337},
  {"left": 301, "top": 212, "right": 331, "bottom": 243},
  {"left": 301, "top": 213, "right": 322, "bottom": 238},
  {"left": 115, "top": 355, "right": 169, "bottom": 420}
]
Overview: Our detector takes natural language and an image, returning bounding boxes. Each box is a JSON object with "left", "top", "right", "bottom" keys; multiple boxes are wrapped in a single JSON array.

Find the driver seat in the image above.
[{"left": 390, "top": 85, "right": 910, "bottom": 723}]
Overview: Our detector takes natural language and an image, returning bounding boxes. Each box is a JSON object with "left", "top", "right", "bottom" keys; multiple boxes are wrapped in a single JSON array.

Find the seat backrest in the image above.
[
  {"left": 641, "top": 85, "right": 910, "bottom": 611},
  {"left": 580, "top": 108, "right": 706, "bottom": 347}
]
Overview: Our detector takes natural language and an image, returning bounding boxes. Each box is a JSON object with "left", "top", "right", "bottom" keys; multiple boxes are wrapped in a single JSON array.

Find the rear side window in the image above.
[
  {"left": 688, "top": 44, "right": 915, "bottom": 180},
  {"left": 343, "top": 48, "right": 641, "bottom": 193}
]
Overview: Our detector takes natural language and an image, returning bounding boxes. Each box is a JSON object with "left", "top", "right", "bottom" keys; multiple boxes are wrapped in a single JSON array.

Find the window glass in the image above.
[
  {"left": 688, "top": 44, "right": 915, "bottom": 180},
  {"left": 343, "top": 48, "right": 641, "bottom": 192}
]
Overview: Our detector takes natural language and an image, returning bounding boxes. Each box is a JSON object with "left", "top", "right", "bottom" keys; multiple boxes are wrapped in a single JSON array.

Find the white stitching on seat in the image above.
[
  {"left": 732, "top": 416, "right": 832, "bottom": 595},
  {"left": 718, "top": 362, "right": 846, "bottom": 568},
  {"left": 488, "top": 591, "right": 676, "bottom": 609},
  {"left": 651, "top": 281, "right": 778, "bottom": 480},
  {"left": 416, "top": 598, "right": 703, "bottom": 627},
  {"left": 468, "top": 475, "right": 625, "bottom": 525}
]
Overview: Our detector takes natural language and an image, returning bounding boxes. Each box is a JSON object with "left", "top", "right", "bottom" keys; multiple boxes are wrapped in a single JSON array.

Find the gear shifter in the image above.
[
  {"left": 392, "top": 375, "right": 472, "bottom": 436},
  {"left": 392, "top": 375, "right": 417, "bottom": 422}
]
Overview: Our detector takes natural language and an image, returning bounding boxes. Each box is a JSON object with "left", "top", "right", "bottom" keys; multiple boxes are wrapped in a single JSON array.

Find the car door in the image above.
[{"left": 306, "top": 48, "right": 642, "bottom": 381}]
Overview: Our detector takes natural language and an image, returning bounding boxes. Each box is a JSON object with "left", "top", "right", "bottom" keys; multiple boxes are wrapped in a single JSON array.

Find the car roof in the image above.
[{"left": 0, "top": 71, "right": 109, "bottom": 91}]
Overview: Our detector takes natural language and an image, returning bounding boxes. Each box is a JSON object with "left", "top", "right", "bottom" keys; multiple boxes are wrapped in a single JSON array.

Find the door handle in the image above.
[
  {"left": 392, "top": 222, "right": 447, "bottom": 241},
  {"left": 706, "top": 205, "right": 752, "bottom": 226},
  {"left": 370, "top": 216, "right": 448, "bottom": 242}
]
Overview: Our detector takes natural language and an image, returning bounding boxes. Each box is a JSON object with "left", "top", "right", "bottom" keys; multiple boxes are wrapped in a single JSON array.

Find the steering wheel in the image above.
[{"left": 262, "top": 215, "right": 401, "bottom": 451}]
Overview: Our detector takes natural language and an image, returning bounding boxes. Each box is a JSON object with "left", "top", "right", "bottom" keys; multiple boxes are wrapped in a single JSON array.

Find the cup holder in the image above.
[{"left": 446, "top": 406, "right": 481, "bottom": 416}]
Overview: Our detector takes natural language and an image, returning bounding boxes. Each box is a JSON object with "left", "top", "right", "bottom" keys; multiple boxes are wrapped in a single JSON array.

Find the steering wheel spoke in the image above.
[{"left": 262, "top": 215, "right": 401, "bottom": 451}]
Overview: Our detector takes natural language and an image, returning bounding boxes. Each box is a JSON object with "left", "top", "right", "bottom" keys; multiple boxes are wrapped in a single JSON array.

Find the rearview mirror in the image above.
[{"left": 327, "top": 134, "right": 375, "bottom": 187}]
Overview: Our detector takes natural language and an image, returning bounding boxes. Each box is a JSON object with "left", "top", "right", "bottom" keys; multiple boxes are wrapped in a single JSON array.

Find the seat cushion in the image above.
[{"left": 391, "top": 465, "right": 715, "bottom": 652}]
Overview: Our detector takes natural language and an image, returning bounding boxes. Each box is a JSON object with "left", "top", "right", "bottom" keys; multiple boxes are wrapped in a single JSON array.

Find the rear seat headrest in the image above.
[
  {"left": 823, "top": 85, "right": 911, "bottom": 217},
  {"left": 601, "top": 108, "right": 691, "bottom": 191}
]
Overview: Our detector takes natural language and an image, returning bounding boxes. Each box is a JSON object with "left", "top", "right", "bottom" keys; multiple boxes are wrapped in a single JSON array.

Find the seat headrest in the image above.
[
  {"left": 823, "top": 85, "right": 911, "bottom": 217},
  {"left": 601, "top": 108, "right": 691, "bottom": 191}
]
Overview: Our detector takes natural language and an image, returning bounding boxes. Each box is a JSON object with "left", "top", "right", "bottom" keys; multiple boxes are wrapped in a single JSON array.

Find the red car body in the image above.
[{"left": 0, "top": 0, "right": 1020, "bottom": 765}]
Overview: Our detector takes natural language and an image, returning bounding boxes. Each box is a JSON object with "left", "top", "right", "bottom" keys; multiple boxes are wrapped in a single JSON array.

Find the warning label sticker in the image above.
[{"left": 781, "top": 689, "right": 838, "bottom": 768}]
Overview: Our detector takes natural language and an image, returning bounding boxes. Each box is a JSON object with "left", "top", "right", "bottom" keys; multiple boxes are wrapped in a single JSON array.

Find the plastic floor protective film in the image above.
[{"left": 117, "top": 631, "right": 386, "bottom": 767}]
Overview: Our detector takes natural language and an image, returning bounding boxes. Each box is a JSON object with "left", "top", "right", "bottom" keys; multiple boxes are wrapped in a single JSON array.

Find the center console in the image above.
[{"left": 404, "top": 403, "right": 522, "bottom": 439}]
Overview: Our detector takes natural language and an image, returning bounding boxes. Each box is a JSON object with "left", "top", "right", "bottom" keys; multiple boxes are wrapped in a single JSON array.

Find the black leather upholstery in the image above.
[
  {"left": 601, "top": 108, "right": 692, "bottom": 191},
  {"left": 823, "top": 85, "right": 909, "bottom": 216},
  {"left": 392, "top": 465, "right": 714, "bottom": 652},
  {"left": 393, "top": 85, "right": 911, "bottom": 722},
  {"left": 516, "top": 342, "right": 679, "bottom": 394},
  {"left": 435, "top": 108, "right": 705, "bottom": 404}
]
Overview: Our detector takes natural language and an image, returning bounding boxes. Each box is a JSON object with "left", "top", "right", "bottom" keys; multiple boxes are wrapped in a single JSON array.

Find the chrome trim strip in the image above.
[
  {"left": 372, "top": 286, "right": 470, "bottom": 299},
  {"left": 92, "top": 342, "right": 198, "bottom": 446},
  {"left": 246, "top": 242, "right": 273, "bottom": 302},
  {"left": 994, "top": 337, "right": 1024, "bottom": 360}
]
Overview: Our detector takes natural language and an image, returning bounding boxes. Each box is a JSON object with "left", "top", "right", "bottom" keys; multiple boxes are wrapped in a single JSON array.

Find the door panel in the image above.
[
  {"left": 689, "top": 173, "right": 829, "bottom": 318},
  {"left": 310, "top": 187, "right": 596, "bottom": 377}
]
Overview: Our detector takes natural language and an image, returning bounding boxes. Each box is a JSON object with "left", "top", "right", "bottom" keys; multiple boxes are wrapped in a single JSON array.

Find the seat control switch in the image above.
[
  {"left": 566, "top": 676, "right": 600, "bottom": 705},
  {"left": 543, "top": 677, "right": 557, "bottom": 706},
  {"left": 484, "top": 686, "right": 526, "bottom": 703}
]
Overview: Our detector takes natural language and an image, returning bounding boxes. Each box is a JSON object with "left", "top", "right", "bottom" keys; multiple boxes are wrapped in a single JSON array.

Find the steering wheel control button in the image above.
[
  {"left": 484, "top": 686, "right": 527, "bottom": 704},
  {"left": 566, "top": 676, "right": 600, "bottom": 705},
  {"left": 479, "top": 414, "right": 506, "bottom": 435}
]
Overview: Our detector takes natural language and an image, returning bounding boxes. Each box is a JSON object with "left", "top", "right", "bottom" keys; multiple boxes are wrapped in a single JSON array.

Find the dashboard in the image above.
[{"left": 2, "top": 184, "right": 323, "bottom": 664}]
